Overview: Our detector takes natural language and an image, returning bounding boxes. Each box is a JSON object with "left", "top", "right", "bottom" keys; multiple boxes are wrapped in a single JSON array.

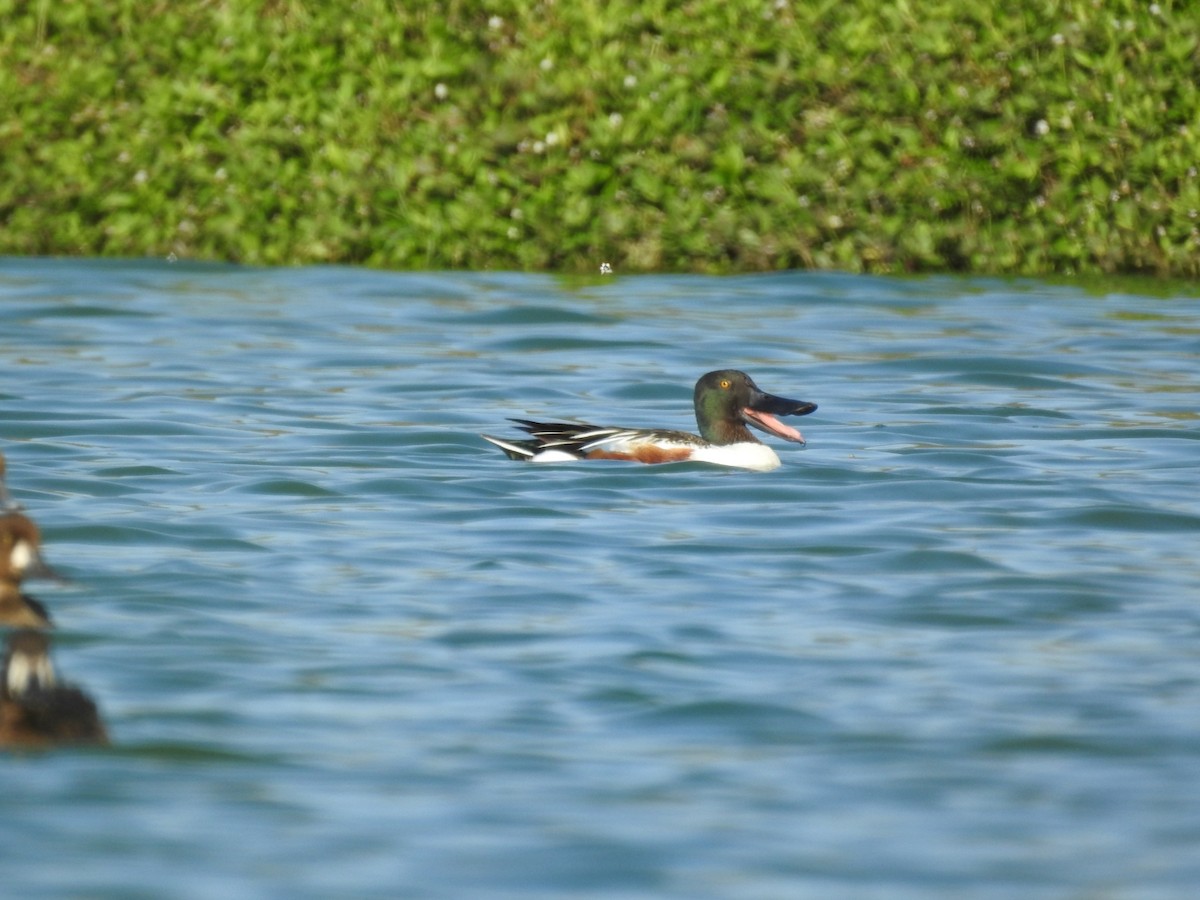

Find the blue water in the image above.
[{"left": 2, "top": 258, "right": 1198, "bottom": 898}]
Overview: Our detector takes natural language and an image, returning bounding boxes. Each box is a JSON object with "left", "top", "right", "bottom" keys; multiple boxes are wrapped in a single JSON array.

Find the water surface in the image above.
[{"left": 2, "top": 258, "right": 1198, "bottom": 898}]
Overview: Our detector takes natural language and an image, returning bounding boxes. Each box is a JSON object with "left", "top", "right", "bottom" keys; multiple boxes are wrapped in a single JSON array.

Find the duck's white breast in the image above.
[{"left": 690, "top": 443, "right": 781, "bottom": 472}]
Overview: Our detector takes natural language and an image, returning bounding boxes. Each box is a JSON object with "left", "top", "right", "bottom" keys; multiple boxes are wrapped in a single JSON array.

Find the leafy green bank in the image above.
[{"left": 2, "top": 0, "right": 1198, "bottom": 275}]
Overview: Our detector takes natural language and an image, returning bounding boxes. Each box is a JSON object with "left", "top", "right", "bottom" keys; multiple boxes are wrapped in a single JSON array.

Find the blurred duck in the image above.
[
  {"left": 0, "top": 451, "right": 19, "bottom": 511},
  {"left": 0, "top": 512, "right": 58, "bottom": 627},
  {"left": 1, "top": 629, "right": 108, "bottom": 747}
]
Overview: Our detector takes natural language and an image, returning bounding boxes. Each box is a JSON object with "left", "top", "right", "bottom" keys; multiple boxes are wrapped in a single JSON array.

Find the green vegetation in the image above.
[{"left": 2, "top": 0, "right": 1199, "bottom": 275}]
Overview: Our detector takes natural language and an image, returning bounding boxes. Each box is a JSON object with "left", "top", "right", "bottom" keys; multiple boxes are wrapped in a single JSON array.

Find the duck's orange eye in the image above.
[{"left": 720, "top": 379, "right": 731, "bottom": 389}]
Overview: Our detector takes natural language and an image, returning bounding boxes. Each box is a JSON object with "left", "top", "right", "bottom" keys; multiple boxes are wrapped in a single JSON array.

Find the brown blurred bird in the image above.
[
  {"left": 0, "top": 512, "right": 58, "bottom": 627},
  {"left": 1, "top": 629, "right": 108, "bottom": 747}
]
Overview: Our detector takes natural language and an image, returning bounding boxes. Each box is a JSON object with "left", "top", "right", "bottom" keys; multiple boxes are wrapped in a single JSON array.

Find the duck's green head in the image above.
[{"left": 693, "top": 370, "right": 816, "bottom": 446}]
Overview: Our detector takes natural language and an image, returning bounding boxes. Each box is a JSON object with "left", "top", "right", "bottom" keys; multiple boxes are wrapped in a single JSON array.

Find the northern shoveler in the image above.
[
  {"left": 1, "top": 629, "right": 108, "bottom": 747},
  {"left": 482, "top": 369, "right": 817, "bottom": 472},
  {"left": 0, "top": 512, "right": 59, "bottom": 627}
]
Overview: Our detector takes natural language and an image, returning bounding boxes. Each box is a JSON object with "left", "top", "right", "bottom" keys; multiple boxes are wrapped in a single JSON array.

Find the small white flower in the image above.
[
  {"left": 1051, "top": 33, "right": 1065, "bottom": 46},
  {"left": 1034, "top": 119, "right": 1050, "bottom": 136},
  {"left": 599, "top": 262, "right": 613, "bottom": 274},
  {"left": 487, "top": 15, "right": 503, "bottom": 29},
  {"left": 540, "top": 57, "right": 553, "bottom": 71},
  {"left": 434, "top": 83, "right": 448, "bottom": 100},
  {"left": 623, "top": 74, "right": 637, "bottom": 88},
  {"left": 608, "top": 112, "right": 623, "bottom": 127}
]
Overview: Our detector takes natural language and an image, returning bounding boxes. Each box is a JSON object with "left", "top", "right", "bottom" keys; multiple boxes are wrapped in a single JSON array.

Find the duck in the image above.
[
  {"left": 0, "top": 512, "right": 58, "bottom": 627},
  {"left": 1, "top": 629, "right": 108, "bottom": 747},
  {"left": 482, "top": 369, "right": 816, "bottom": 472},
  {"left": 0, "top": 451, "right": 19, "bottom": 511}
]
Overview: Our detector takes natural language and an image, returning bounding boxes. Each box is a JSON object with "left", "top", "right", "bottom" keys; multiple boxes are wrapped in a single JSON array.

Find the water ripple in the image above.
[{"left": 2, "top": 259, "right": 1199, "bottom": 897}]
